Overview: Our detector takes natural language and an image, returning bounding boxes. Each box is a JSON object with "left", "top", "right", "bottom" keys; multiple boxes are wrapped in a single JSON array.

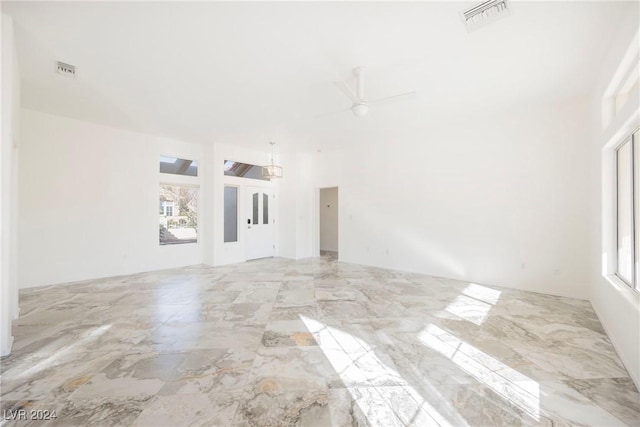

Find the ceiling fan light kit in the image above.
[{"left": 352, "top": 103, "right": 369, "bottom": 117}]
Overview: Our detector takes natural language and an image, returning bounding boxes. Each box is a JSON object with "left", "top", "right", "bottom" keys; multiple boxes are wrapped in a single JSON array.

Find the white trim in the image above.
[
  {"left": 159, "top": 179, "right": 200, "bottom": 189},
  {"left": 602, "top": 28, "right": 640, "bottom": 129},
  {"left": 1, "top": 336, "right": 14, "bottom": 357},
  {"left": 591, "top": 298, "right": 640, "bottom": 390}
]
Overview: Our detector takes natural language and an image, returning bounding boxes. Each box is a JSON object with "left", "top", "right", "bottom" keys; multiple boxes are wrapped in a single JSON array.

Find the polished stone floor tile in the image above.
[
  {"left": 232, "top": 388, "right": 330, "bottom": 427},
  {"left": 1, "top": 255, "right": 638, "bottom": 426},
  {"left": 132, "top": 393, "right": 239, "bottom": 427}
]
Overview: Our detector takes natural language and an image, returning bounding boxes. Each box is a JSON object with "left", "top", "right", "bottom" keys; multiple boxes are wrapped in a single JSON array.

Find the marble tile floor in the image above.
[{"left": 1, "top": 255, "right": 639, "bottom": 426}]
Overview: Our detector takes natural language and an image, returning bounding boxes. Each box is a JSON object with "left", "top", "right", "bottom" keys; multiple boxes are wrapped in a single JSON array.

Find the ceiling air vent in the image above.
[
  {"left": 56, "top": 61, "right": 76, "bottom": 77},
  {"left": 461, "top": 0, "right": 511, "bottom": 32}
]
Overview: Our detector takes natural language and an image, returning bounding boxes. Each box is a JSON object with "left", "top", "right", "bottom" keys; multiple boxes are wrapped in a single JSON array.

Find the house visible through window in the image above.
[{"left": 159, "top": 184, "right": 198, "bottom": 245}]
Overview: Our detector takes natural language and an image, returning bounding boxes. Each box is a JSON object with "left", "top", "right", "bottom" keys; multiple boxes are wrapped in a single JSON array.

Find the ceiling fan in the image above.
[{"left": 316, "top": 67, "right": 416, "bottom": 118}]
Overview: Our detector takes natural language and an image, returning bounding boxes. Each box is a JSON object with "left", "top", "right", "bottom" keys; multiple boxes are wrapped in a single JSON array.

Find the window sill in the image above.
[{"left": 604, "top": 274, "right": 640, "bottom": 297}]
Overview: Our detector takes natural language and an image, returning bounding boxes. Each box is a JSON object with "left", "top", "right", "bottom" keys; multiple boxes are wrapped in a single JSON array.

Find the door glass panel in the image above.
[
  {"left": 252, "top": 193, "right": 259, "bottom": 225},
  {"left": 224, "top": 186, "right": 238, "bottom": 243},
  {"left": 263, "top": 193, "right": 269, "bottom": 225},
  {"left": 617, "top": 139, "right": 634, "bottom": 283}
]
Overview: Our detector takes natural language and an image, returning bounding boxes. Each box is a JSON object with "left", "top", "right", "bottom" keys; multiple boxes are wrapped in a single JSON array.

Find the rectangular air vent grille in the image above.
[
  {"left": 462, "top": 0, "right": 511, "bottom": 32},
  {"left": 56, "top": 61, "right": 76, "bottom": 77}
]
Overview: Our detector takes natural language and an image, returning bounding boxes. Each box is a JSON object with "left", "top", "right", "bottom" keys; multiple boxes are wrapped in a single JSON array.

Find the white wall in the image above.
[
  {"left": 311, "top": 96, "right": 592, "bottom": 300},
  {"left": 276, "top": 152, "right": 298, "bottom": 260},
  {"left": 1, "top": 14, "right": 21, "bottom": 355},
  {"left": 319, "top": 187, "right": 338, "bottom": 252},
  {"left": 276, "top": 151, "right": 317, "bottom": 260},
  {"left": 295, "top": 153, "right": 316, "bottom": 260},
  {"left": 588, "top": 8, "right": 640, "bottom": 387},
  {"left": 18, "top": 109, "right": 206, "bottom": 288},
  {"left": 17, "top": 111, "right": 281, "bottom": 286}
]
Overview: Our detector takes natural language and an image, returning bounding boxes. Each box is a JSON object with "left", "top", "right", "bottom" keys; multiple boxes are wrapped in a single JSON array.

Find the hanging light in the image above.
[{"left": 262, "top": 141, "right": 283, "bottom": 179}]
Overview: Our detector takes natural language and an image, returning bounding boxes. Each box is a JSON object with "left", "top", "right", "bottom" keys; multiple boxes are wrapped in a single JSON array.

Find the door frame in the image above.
[
  {"left": 316, "top": 186, "right": 340, "bottom": 258},
  {"left": 244, "top": 185, "right": 275, "bottom": 260}
]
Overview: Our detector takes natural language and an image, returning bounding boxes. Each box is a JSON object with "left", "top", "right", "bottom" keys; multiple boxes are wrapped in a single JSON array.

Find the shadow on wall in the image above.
[{"left": 343, "top": 205, "right": 466, "bottom": 278}]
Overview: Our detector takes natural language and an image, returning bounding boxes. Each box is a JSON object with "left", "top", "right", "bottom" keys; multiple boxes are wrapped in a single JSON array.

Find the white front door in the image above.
[{"left": 245, "top": 186, "right": 274, "bottom": 260}]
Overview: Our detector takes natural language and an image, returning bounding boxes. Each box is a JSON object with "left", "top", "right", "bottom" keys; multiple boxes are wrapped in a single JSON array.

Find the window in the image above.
[
  {"left": 160, "top": 201, "right": 174, "bottom": 217},
  {"left": 263, "top": 193, "right": 269, "bottom": 224},
  {"left": 160, "top": 156, "right": 198, "bottom": 177},
  {"left": 615, "top": 128, "right": 640, "bottom": 290},
  {"left": 252, "top": 192, "right": 259, "bottom": 224},
  {"left": 224, "top": 160, "right": 269, "bottom": 181},
  {"left": 159, "top": 184, "right": 198, "bottom": 245},
  {"left": 224, "top": 186, "right": 238, "bottom": 243}
]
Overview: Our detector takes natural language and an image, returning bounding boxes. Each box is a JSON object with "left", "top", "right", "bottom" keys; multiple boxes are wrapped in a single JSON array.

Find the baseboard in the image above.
[
  {"left": 590, "top": 300, "right": 640, "bottom": 391},
  {"left": 1, "top": 335, "right": 14, "bottom": 357}
]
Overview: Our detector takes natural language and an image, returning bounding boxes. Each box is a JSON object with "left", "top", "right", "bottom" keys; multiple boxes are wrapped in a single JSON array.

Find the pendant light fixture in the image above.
[{"left": 262, "top": 141, "right": 283, "bottom": 179}]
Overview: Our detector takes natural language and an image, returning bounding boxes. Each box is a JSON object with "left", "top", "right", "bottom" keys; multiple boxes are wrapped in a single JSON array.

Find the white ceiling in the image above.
[{"left": 2, "top": 1, "right": 634, "bottom": 151}]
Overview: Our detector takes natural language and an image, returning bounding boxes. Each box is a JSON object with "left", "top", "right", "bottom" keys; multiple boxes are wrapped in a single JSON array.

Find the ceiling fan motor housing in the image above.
[{"left": 352, "top": 102, "right": 369, "bottom": 117}]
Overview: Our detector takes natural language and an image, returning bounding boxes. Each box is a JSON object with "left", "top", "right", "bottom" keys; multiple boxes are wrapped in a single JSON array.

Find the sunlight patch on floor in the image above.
[
  {"left": 444, "top": 283, "right": 502, "bottom": 325},
  {"left": 419, "top": 324, "right": 540, "bottom": 420},
  {"left": 301, "top": 315, "right": 458, "bottom": 426},
  {"left": 16, "top": 324, "right": 112, "bottom": 380}
]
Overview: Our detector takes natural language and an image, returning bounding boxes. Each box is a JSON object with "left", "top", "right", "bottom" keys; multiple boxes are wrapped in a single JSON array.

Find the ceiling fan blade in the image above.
[
  {"left": 313, "top": 106, "right": 352, "bottom": 119},
  {"left": 333, "top": 81, "right": 359, "bottom": 103},
  {"left": 369, "top": 91, "right": 417, "bottom": 104}
]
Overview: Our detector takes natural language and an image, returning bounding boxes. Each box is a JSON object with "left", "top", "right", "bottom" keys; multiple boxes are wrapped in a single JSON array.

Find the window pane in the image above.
[
  {"left": 253, "top": 193, "right": 259, "bottom": 225},
  {"left": 224, "top": 160, "right": 270, "bottom": 181},
  {"left": 160, "top": 156, "right": 198, "bottom": 177},
  {"left": 617, "top": 140, "right": 633, "bottom": 283},
  {"left": 635, "top": 131, "right": 640, "bottom": 289},
  {"left": 263, "top": 193, "right": 269, "bottom": 225},
  {"left": 224, "top": 186, "right": 238, "bottom": 243},
  {"left": 159, "top": 184, "right": 198, "bottom": 245}
]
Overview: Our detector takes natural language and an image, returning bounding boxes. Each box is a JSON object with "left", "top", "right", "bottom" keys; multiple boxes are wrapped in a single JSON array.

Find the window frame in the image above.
[
  {"left": 159, "top": 153, "right": 200, "bottom": 247},
  {"left": 614, "top": 127, "right": 640, "bottom": 291},
  {"left": 159, "top": 155, "right": 198, "bottom": 177},
  {"left": 158, "top": 182, "right": 199, "bottom": 246}
]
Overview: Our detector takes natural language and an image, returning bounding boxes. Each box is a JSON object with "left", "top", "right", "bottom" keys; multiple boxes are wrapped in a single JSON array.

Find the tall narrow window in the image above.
[
  {"left": 224, "top": 186, "right": 238, "bottom": 243},
  {"left": 614, "top": 128, "right": 640, "bottom": 291},
  {"left": 252, "top": 193, "right": 259, "bottom": 225},
  {"left": 635, "top": 130, "right": 640, "bottom": 284},
  {"left": 263, "top": 193, "right": 269, "bottom": 225},
  {"left": 617, "top": 139, "right": 633, "bottom": 284}
]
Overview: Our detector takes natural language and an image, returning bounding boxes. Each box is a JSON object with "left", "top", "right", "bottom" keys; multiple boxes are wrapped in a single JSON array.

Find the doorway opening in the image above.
[{"left": 319, "top": 187, "right": 339, "bottom": 259}]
